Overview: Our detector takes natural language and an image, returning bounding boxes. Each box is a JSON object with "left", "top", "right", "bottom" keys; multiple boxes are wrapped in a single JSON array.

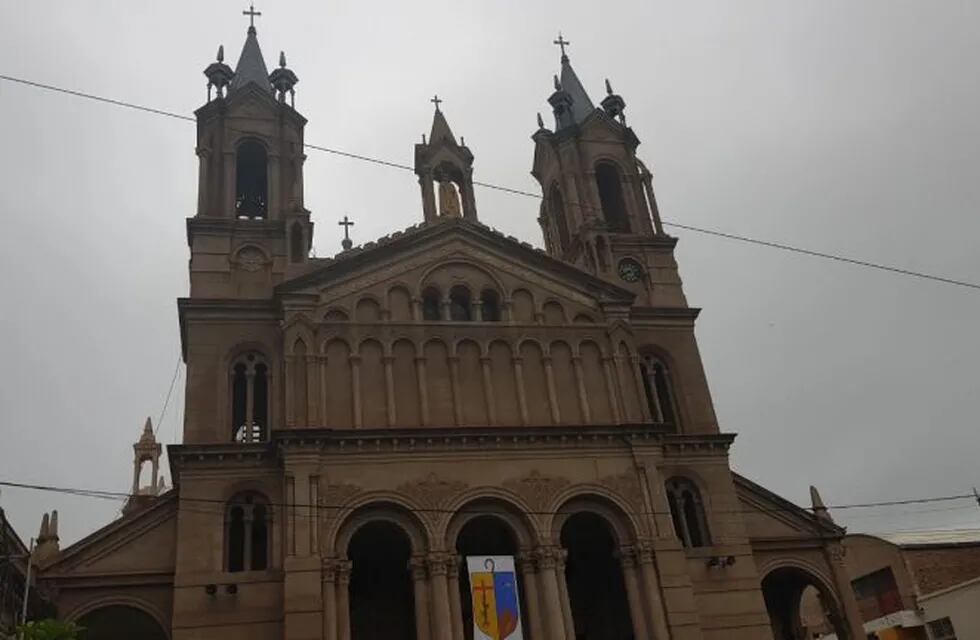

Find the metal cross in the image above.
[
  {"left": 430, "top": 94, "right": 443, "bottom": 112},
  {"left": 338, "top": 215, "right": 355, "bottom": 250},
  {"left": 338, "top": 215, "right": 355, "bottom": 240},
  {"left": 554, "top": 32, "right": 571, "bottom": 58},
  {"left": 243, "top": 3, "right": 262, "bottom": 28}
]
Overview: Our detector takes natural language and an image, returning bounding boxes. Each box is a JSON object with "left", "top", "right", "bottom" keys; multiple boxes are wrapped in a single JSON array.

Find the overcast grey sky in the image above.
[{"left": 1, "top": 1, "right": 978, "bottom": 545}]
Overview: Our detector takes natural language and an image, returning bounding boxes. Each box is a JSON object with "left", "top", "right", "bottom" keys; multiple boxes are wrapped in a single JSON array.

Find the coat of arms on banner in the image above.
[{"left": 466, "top": 556, "right": 524, "bottom": 640}]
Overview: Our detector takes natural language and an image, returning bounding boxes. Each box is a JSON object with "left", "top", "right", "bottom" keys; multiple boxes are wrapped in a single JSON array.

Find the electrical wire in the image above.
[
  {"left": 2, "top": 73, "right": 978, "bottom": 292},
  {"left": 0, "top": 479, "right": 976, "bottom": 522}
]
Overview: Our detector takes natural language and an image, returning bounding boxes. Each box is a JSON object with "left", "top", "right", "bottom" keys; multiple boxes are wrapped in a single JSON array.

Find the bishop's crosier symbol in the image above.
[{"left": 467, "top": 556, "right": 524, "bottom": 640}]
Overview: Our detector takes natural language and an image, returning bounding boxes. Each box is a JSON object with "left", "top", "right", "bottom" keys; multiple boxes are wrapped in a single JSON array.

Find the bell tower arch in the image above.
[{"left": 531, "top": 36, "right": 683, "bottom": 306}]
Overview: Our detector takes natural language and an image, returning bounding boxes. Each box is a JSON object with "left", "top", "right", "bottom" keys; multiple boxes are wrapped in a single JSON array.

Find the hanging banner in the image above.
[{"left": 466, "top": 555, "right": 524, "bottom": 640}]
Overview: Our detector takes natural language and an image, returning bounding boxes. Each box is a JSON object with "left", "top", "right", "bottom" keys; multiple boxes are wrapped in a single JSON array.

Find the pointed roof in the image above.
[
  {"left": 429, "top": 108, "right": 458, "bottom": 146},
  {"left": 558, "top": 55, "right": 595, "bottom": 125},
  {"left": 230, "top": 27, "right": 272, "bottom": 94}
]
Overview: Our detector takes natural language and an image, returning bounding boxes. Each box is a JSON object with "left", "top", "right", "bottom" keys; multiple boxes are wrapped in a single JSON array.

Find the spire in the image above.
[
  {"left": 547, "top": 33, "right": 595, "bottom": 129},
  {"left": 269, "top": 49, "right": 299, "bottom": 105},
  {"left": 428, "top": 97, "right": 458, "bottom": 146},
  {"left": 230, "top": 23, "right": 272, "bottom": 94},
  {"left": 139, "top": 416, "right": 156, "bottom": 445}
]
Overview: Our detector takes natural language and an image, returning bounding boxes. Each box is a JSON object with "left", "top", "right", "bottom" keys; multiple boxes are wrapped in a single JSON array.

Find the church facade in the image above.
[{"left": 33, "top": 17, "right": 868, "bottom": 640}]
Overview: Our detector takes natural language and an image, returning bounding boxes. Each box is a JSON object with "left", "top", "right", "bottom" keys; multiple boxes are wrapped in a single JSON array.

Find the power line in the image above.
[
  {"left": 0, "top": 479, "right": 975, "bottom": 521},
  {"left": 2, "top": 73, "right": 978, "bottom": 292},
  {"left": 154, "top": 353, "right": 183, "bottom": 437}
]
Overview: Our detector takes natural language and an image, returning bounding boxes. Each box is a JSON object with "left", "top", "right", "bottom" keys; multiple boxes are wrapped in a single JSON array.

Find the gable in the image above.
[
  {"left": 278, "top": 218, "right": 634, "bottom": 320},
  {"left": 735, "top": 474, "right": 842, "bottom": 541},
  {"left": 42, "top": 495, "right": 177, "bottom": 578}
]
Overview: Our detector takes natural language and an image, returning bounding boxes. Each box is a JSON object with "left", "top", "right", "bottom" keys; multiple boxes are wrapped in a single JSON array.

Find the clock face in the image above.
[{"left": 618, "top": 258, "right": 643, "bottom": 283}]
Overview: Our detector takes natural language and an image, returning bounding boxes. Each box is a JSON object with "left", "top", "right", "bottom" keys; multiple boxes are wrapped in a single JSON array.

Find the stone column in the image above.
[
  {"left": 613, "top": 354, "right": 636, "bottom": 422},
  {"left": 644, "top": 363, "right": 665, "bottom": 422},
  {"left": 244, "top": 368, "right": 255, "bottom": 439},
  {"left": 618, "top": 547, "right": 650, "bottom": 640},
  {"left": 428, "top": 554, "right": 453, "bottom": 640},
  {"left": 285, "top": 355, "right": 297, "bottom": 427},
  {"left": 642, "top": 173, "right": 665, "bottom": 235},
  {"left": 554, "top": 550, "right": 575, "bottom": 640},
  {"left": 448, "top": 356, "right": 463, "bottom": 426},
  {"left": 415, "top": 356, "right": 430, "bottom": 425},
  {"left": 349, "top": 355, "right": 362, "bottom": 428},
  {"left": 322, "top": 559, "right": 338, "bottom": 640},
  {"left": 631, "top": 355, "right": 653, "bottom": 422},
  {"left": 383, "top": 355, "right": 397, "bottom": 426},
  {"left": 410, "top": 556, "right": 432, "bottom": 640},
  {"left": 336, "top": 560, "right": 352, "bottom": 640},
  {"left": 513, "top": 357, "right": 530, "bottom": 426},
  {"left": 196, "top": 148, "right": 210, "bottom": 215},
  {"left": 636, "top": 544, "right": 669, "bottom": 640},
  {"left": 269, "top": 152, "right": 281, "bottom": 218},
  {"left": 306, "top": 354, "right": 319, "bottom": 426},
  {"left": 535, "top": 547, "right": 568, "bottom": 640},
  {"left": 601, "top": 356, "right": 623, "bottom": 423},
  {"left": 419, "top": 172, "right": 437, "bottom": 223},
  {"left": 542, "top": 356, "right": 561, "bottom": 424},
  {"left": 223, "top": 150, "right": 235, "bottom": 217},
  {"left": 319, "top": 353, "right": 329, "bottom": 425},
  {"left": 448, "top": 556, "right": 464, "bottom": 640},
  {"left": 518, "top": 551, "right": 546, "bottom": 640},
  {"left": 571, "top": 356, "right": 591, "bottom": 423},
  {"left": 480, "top": 356, "right": 496, "bottom": 425}
]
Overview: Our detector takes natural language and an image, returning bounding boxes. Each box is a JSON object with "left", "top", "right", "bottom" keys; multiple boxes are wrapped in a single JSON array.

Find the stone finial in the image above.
[
  {"left": 553, "top": 74, "right": 561, "bottom": 91},
  {"left": 279, "top": 50, "right": 287, "bottom": 68},
  {"left": 537, "top": 112, "right": 545, "bottom": 129},
  {"left": 605, "top": 78, "right": 613, "bottom": 95},
  {"left": 38, "top": 512, "right": 49, "bottom": 539},
  {"left": 810, "top": 485, "right": 834, "bottom": 524},
  {"left": 35, "top": 510, "right": 61, "bottom": 562},
  {"left": 217, "top": 44, "right": 225, "bottom": 63},
  {"left": 49, "top": 510, "right": 59, "bottom": 540}
]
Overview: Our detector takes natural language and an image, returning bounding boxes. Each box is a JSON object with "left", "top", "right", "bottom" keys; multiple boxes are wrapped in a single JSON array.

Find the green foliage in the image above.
[{"left": 16, "top": 620, "right": 83, "bottom": 640}]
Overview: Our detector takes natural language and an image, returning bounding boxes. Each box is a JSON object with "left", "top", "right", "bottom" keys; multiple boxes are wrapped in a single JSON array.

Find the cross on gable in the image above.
[
  {"left": 338, "top": 215, "right": 355, "bottom": 239},
  {"left": 243, "top": 3, "right": 262, "bottom": 28},
  {"left": 430, "top": 94, "right": 443, "bottom": 112},
  {"left": 553, "top": 32, "right": 570, "bottom": 59}
]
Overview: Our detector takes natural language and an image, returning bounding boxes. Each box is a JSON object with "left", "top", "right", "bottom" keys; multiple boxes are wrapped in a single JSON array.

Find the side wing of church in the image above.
[{"left": 33, "top": 17, "right": 868, "bottom": 640}]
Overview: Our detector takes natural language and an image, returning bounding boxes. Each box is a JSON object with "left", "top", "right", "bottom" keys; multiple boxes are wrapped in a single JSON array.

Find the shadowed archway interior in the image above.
[
  {"left": 561, "top": 512, "right": 633, "bottom": 640},
  {"left": 348, "top": 521, "right": 416, "bottom": 640},
  {"left": 761, "top": 567, "right": 849, "bottom": 640},
  {"left": 455, "top": 515, "right": 528, "bottom": 640},
  {"left": 75, "top": 605, "right": 167, "bottom": 640}
]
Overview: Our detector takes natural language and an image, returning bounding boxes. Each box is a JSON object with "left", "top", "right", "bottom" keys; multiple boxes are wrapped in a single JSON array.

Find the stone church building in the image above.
[{"left": 32, "top": 15, "right": 869, "bottom": 640}]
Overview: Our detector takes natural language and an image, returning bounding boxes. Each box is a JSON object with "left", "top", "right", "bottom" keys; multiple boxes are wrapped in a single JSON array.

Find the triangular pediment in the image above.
[
  {"left": 277, "top": 218, "right": 633, "bottom": 314},
  {"left": 40, "top": 493, "right": 177, "bottom": 578},
  {"left": 735, "top": 474, "right": 843, "bottom": 541}
]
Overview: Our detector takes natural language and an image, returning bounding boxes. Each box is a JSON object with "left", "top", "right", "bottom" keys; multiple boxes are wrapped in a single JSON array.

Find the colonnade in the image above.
[{"left": 320, "top": 543, "right": 669, "bottom": 640}]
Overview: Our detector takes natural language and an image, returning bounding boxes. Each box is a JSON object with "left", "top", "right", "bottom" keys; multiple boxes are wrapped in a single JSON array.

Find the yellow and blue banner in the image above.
[{"left": 466, "top": 556, "right": 524, "bottom": 640}]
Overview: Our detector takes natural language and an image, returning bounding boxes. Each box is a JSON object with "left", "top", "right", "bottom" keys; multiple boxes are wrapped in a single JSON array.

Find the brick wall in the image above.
[{"left": 903, "top": 544, "right": 980, "bottom": 595}]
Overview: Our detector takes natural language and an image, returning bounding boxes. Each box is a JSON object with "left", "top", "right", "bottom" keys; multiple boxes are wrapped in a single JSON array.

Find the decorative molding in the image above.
[
  {"left": 398, "top": 473, "right": 468, "bottom": 515},
  {"left": 503, "top": 470, "right": 570, "bottom": 511},
  {"left": 598, "top": 470, "right": 645, "bottom": 515}
]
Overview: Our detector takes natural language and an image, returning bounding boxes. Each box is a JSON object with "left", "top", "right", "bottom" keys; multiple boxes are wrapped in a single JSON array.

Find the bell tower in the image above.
[
  {"left": 189, "top": 11, "right": 312, "bottom": 298},
  {"left": 531, "top": 35, "right": 685, "bottom": 307},
  {"left": 414, "top": 96, "right": 478, "bottom": 223}
]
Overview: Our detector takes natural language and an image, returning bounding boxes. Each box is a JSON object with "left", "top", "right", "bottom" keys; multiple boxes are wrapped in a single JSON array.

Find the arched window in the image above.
[
  {"left": 231, "top": 352, "right": 269, "bottom": 442},
  {"left": 595, "top": 162, "right": 630, "bottom": 232},
  {"left": 290, "top": 222, "right": 305, "bottom": 263},
  {"left": 549, "top": 184, "right": 571, "bottom": 252},
  {"left": 422, "top": 286, "right": 442, "bottom": 321},
  {"left": 226, "top": 492, "right": 270, "bottom": 572},
  {"left": 665, "top": 477, "right": 710, "bottom": 548},
  {"left": 236, "top": 140, "right": 268, "bottom": 219},
  {"left": 449, "top": 285, "right": 472, "bottom": 321},
  {"left": 480, "top": 289, "right": 501, "bottom": 322},
  {"left": 639, "top": 356, "right": 679, "bottom": 427}
]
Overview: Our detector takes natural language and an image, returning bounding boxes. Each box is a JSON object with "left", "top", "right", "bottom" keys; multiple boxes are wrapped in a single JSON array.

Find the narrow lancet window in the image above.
[
  {"left": 480, "top": 289, "right": 501, "bottom": 322},
  {"left": 226, "top": 493, "right": 270, "bottom": 572},
  {"left": 666, "top": 478, "right": 710, "bottom": 548},
  {"left": 422, "top": 287, "right": 442, "bottom": 321},
  {"left": 231, "top": 353, "right": 269, "bottom": 442},
  {"left": 449, "top": 285, "right": 472, "bottom": 321},
  {"left": 595, "top": 162, "right": 630, "bottom": 232}
]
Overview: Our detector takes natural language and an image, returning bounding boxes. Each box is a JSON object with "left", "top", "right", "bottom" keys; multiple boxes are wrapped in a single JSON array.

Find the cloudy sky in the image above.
[{"left": 1, "top": 1, "right": 978, "bottom": 545}]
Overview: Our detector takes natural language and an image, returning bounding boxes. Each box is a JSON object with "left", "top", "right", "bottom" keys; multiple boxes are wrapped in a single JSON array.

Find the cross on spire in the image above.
[
  {"left": 243, "top": 3, "right": 262, "bottom": 29},
  {"left": 430, "top": 94, "right": 443, "bottom": 112},
  {"left": 338, "top": 215, "right": 355, "bottom": 250},
  {"left": 554, "top": 32, "right": 571, "bottom": 60}
]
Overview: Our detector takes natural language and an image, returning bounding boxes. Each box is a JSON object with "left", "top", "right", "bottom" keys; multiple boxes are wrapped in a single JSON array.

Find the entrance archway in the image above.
[
  {"left": 75, "top": 604, "right": 168, "bottom": 640},
  {"left": 561, "top": 512, "right": 633, "bottom": 640},
  {"left": 455, "top": 515, "right": 527, "bottom": 640},
  {"left": 762, "top": 566, "right": 849, "bottom": 640},
  {"left": 348, "top": 521, "right": 416, "bottom": 640}
]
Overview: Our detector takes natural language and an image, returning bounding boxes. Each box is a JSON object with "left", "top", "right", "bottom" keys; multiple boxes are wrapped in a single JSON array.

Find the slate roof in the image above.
[{"left": 230, "top": 27, "right": 271, "bottom": 94}]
